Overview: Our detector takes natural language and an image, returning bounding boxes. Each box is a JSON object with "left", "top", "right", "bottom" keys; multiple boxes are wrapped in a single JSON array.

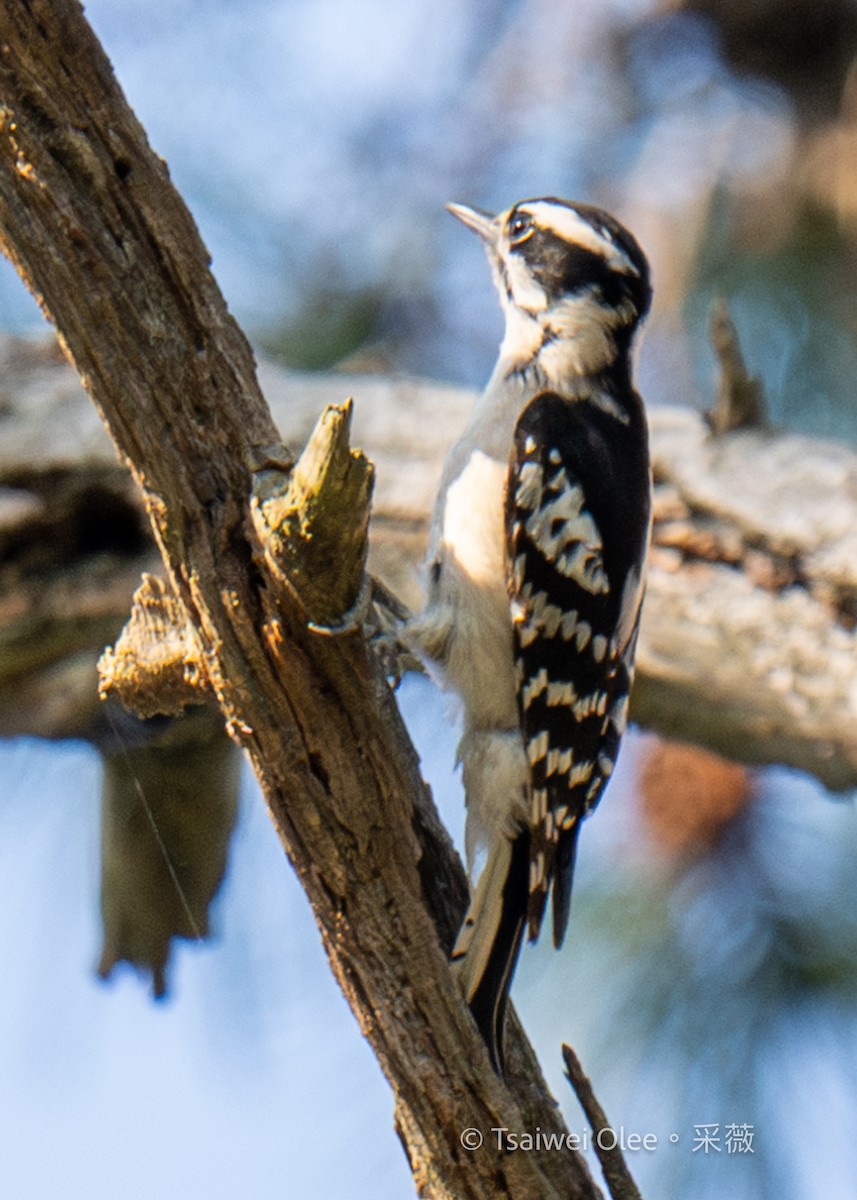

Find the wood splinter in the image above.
[{"left": 98, "top": 573, "right": 211, "bottom": 717}]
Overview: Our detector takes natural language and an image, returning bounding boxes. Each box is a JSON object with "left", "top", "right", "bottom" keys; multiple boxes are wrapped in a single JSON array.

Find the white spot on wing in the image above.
[
  {"left": 516, "top": 590, "right": 566, "bottom": 645},
  {"left": 585, "top": 777, "right": 602, "bottom": 803},
  {"left": 546, "top": 680, "right": 577, "bottom": 707},
  {"left": 527, "top": 731, "right": 549, "bottom": 765},
  {"left": 521, "top": 668, "right": 548, "bottom": 709},
  {"left": 532, "top": 787, "right": 548, "bottom": 823},
  {"left": 561, "top": 610, "right": 579, "bottom": 640},
  {"left": 515, "top": 460, "right": 543, "bottom": 511},
  {"left": 570, "top": 760, "right": 594, "bottom": 787},
  {"left": 559, "top": 543, "right": 609, "bottom": 593},
  {"left": 518, "top": 467, "right": 609, "bottom": 595},
  {"left": 573, "top": 692, "right": 601, "bottom": 721}
]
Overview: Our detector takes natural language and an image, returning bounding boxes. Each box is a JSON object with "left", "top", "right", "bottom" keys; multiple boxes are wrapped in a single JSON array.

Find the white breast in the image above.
[
  {"left": 417, "top": 368, "right": 536, "bottom": 730},
  {"left": 442, "top": 449, "right": 507, "bottom": 587},
  {"left": 436, "top": 448, "right": 519, "bottom": 730}
]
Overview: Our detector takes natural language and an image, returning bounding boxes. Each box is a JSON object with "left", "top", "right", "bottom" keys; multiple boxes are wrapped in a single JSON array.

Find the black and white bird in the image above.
[{"left": 408, "top": 197, "right": 652, "bottom": 1072}]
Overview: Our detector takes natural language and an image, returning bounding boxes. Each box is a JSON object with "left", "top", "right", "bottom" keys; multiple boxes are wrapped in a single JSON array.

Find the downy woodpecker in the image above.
[{"left": 410, "top": 197, "right": 652, "bottom": 1072}]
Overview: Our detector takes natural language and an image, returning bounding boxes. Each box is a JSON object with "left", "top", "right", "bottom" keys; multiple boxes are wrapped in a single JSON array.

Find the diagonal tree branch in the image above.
[
  {"left": 563, "top": 1044, "right": 642, "bottom": 1200},
  {"left": 0, "top": 3, "right": 606, "bottom": 1196}
]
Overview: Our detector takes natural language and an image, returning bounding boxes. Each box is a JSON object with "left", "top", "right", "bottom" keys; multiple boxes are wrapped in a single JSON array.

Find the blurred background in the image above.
[{"left": 2, "top": 0, "right": 857, "bottom": 1196}]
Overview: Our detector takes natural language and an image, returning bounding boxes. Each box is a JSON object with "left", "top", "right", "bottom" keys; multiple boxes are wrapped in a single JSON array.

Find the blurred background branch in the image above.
[{"left": 4, "top": 331, "right": 857, "bottom": 791}]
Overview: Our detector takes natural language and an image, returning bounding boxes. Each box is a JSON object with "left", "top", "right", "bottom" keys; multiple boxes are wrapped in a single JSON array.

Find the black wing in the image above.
[{"left": 505, "top": 388, "right": 650, "bottom": 944}]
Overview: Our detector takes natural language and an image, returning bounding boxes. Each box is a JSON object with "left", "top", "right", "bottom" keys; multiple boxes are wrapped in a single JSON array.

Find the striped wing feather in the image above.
[{"left": 505, "top": 389, "right": 650, "bottom": 943}]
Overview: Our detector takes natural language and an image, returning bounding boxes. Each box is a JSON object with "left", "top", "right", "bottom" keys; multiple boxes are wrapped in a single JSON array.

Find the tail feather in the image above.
[
  {"left": 451, "top": 833, "right": 530, "bottom": 1073},
  {"left": 551, "top": 821, "right": 580, "bottom": 949}
]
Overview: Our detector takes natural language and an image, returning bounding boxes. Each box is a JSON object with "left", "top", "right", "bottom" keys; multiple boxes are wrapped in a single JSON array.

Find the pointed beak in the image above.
[{"left": 447, "top": 202, "right": 499, "bottom": 247}]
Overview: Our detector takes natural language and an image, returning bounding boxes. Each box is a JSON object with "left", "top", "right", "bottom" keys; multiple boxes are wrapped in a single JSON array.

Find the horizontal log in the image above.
[{"left": 2, "top": 333, "right": 856, "bottom": 790}]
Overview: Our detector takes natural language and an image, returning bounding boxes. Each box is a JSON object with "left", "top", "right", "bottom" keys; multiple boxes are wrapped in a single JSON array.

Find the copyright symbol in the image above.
[{"left": 460, "top": 1128, "right": 483, "bottom": 1151}]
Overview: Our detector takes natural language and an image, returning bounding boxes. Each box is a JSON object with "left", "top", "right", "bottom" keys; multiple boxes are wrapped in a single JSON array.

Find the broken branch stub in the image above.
[
  {"left": 250, "top": 400, "right": 374, "bottom": 633},
  {"left": 707, "top": 299, "right": 766, "bottom": 434}
]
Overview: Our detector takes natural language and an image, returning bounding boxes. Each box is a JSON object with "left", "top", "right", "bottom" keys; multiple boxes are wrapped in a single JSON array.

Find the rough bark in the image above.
[{"left": 0, "top": 3, "right": 602, "bottom": 1197}]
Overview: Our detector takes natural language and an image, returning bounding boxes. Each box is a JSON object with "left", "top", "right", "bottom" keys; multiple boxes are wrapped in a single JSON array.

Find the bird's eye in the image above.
[{"left": 508, "top": 213, "right": 533, "bottom": 244}]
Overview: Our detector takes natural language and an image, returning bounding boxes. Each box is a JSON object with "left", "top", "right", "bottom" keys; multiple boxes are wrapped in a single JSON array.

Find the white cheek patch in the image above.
[
  {"left": 498, "top": 301, "right": 544, "bottom": 367},
  {"left": 522, "top": 202, "right": 640, "bottom": 278},
  {"left": 504, "top": 249, "right": 549, "bottom": 312},
  {"left": 540, "top": 295, "right": 617, "bottom": 376}
]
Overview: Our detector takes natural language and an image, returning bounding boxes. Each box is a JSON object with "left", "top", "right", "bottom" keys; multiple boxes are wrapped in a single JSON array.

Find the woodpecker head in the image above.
[{"left": 448, "top": 197, "right": 651, "bottom": 381}]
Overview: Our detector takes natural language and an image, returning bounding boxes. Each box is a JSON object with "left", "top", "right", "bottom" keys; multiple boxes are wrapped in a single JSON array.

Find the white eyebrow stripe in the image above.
[{"left": 521, "top": 202, "right": 640, "bottom": 277}]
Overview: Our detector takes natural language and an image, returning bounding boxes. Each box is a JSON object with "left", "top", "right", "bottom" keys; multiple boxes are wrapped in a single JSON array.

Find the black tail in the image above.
[
  {"left": 463, "top": 833, "right": 530, "bottom": 1074},
  {"left": 551, "top": 821, "right": 580, "bottom": 949}
]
